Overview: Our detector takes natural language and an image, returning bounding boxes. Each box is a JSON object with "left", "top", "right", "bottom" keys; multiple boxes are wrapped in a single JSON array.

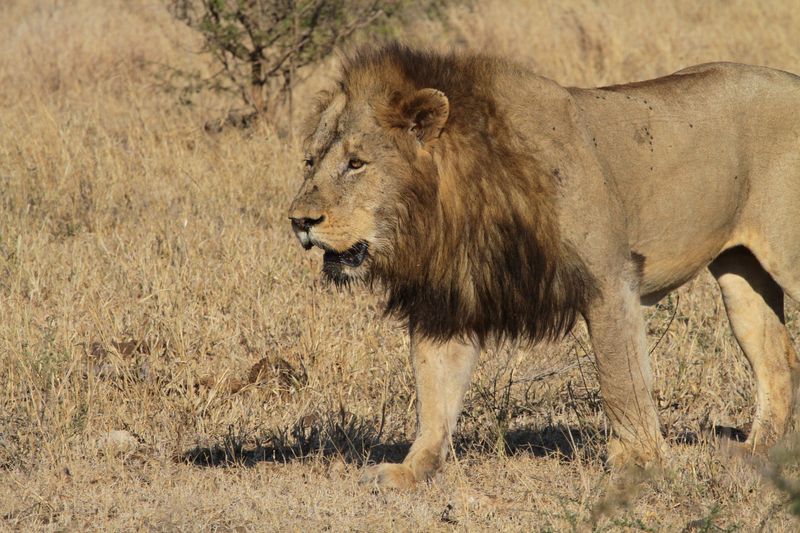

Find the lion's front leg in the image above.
[
  {"left": 587, "top": 279, "right": 668, "bottom": 471},
  {"left": 362, "top": 331, "right": 480, "bottom": 489}
]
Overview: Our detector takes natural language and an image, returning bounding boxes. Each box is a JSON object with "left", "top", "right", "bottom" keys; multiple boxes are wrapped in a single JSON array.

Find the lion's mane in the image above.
[{"left": 342, "top": 45, "right": 598, "bottom": 343}]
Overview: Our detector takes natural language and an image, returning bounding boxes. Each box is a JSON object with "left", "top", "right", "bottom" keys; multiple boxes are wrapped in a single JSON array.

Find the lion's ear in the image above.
[{"left": 401, "top": 88, "right": 449, "bottom": 143}]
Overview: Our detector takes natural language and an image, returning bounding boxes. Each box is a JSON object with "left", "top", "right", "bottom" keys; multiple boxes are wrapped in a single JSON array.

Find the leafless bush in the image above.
[{"left": 166, "top": 0, "right": 401, "bottom": 129}]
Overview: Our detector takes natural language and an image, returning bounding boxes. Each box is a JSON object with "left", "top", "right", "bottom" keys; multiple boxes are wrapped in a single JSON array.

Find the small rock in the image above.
[{"left": 98, "top": 430, "right": 139, "bottom": 455}]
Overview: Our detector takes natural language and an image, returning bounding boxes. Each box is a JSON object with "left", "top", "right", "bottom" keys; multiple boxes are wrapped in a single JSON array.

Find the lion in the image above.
[{"left": 288, "top": 43, "right": 800, "bottom": 488}]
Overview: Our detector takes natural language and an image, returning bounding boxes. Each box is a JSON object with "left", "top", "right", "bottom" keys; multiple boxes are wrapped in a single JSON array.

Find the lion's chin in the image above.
[
  {"left": 320, "top": 241, "right": 370, "bottom": 286},
  {"left": 322, "top": 241, "right": 369, "bottom": 267},
  {"left": 321, "top": 260, "right": 370, "bottom": 286}
]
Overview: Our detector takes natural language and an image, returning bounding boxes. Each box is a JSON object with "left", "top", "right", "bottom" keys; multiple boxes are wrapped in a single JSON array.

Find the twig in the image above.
[
  {"left": 511, "top": 355, "right": 594, "bottom": 384},
  {"left": 648, "top": 294, "right": 680, "bottom": 356}
]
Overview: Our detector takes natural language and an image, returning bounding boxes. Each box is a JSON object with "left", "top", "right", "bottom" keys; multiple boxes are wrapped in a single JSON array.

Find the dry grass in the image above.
[{"left": 1, "top": 0, "right": 800, "bottom": 530}]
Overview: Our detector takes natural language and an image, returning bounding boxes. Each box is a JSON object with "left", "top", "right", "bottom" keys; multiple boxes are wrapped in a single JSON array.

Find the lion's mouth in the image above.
[{"left": 322, "top": 241, "right": 369, "bottom": 268}]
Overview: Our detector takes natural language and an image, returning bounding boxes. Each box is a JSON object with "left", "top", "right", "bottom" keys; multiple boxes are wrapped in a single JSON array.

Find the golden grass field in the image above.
[{"left": 2, "top": 0, "right": 800, "bottom": 530}]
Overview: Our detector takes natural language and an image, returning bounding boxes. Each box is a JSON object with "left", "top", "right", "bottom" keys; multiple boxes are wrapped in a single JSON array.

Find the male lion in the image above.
[{"left": 289, "top": 44, "right": 800, "bottom": 488}]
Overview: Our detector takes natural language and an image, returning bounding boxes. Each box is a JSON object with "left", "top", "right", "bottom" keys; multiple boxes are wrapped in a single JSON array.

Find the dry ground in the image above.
[{"left": 2, "top": 0, "right": 800, "bottom": 530}]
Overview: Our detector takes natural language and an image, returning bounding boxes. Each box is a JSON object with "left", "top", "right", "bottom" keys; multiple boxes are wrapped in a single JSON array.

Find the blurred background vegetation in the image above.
[{"left": 163, "top": 0, "right": 453, "bottom": 132}]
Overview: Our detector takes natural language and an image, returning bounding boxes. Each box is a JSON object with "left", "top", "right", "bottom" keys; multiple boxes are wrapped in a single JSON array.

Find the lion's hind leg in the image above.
[{"left": 709, "top": 246, "right": 800, "bottom": 451}]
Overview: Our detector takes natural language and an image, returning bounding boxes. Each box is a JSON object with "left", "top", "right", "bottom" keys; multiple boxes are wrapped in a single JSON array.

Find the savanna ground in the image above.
[{"left": 2, "top": 0, "right": 800, "bottom": 530}]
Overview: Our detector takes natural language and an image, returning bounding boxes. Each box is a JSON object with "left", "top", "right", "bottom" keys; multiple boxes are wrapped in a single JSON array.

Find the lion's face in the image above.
[{"left": 288, "top": 88, "right": 449, "bottom": 284}]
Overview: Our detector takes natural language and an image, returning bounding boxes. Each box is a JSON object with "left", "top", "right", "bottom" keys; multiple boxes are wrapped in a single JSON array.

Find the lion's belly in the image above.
[{"left": 635, "top": 238, "right": 730, "bottom": 304}]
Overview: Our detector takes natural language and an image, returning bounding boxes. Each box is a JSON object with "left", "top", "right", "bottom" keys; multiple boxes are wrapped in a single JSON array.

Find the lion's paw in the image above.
[
  {"left": 606, "top": 437, "right": 668, "bottom": 474},
  {"left": 360, "top": 463, "right": 417, "bottom": 490},
  {"left": 712, "top": 436, "right": 767, "bottom": 466}
]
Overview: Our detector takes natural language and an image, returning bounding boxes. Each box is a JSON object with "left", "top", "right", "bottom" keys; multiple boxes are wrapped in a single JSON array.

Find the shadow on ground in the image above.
[
  {"left": 178, "top": 404, "right": 750, "bottom": 468},
  {"left": 177, "top": 419, "right": 607, "bottom": 468},
  {"left": 674, "top": 424, "right": 748, "bottom": 446}
]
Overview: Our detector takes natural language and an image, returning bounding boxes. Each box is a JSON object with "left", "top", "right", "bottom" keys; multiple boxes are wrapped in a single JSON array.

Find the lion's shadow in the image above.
[
  {"left": 177, "top": 422, "right": 604, "bottom": 468},
  {"left": 178, "top": 419, "right": 750, "bottom": 468}
]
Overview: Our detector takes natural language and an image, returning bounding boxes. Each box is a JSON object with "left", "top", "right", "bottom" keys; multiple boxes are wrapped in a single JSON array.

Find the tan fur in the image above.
[{"left": 289, "top": 44, "right": 800, "bottom": 487}]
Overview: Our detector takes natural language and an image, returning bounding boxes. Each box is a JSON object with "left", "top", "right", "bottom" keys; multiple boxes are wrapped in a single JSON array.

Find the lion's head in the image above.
[
  {"left": 289, "top": 51, "right": 449, "bottom": 286},
  {"left": 289, "top": 44, "right": 595, "bottom": 342}
]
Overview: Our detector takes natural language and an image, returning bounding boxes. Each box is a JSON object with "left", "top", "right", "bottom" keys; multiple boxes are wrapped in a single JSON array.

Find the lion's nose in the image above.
[{"left": 290, "top": 215, "right": 325, "bottom": 233}]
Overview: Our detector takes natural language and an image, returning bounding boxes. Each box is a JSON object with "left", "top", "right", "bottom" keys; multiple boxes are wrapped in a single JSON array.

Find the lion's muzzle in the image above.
[{"left": 289, "top": 215, "right": 324, "bottom": 250}]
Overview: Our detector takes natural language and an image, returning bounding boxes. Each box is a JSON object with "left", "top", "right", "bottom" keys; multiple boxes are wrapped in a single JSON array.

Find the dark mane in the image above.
[{"left": 343, "top": 44, "right": 597, "bottom": 344}]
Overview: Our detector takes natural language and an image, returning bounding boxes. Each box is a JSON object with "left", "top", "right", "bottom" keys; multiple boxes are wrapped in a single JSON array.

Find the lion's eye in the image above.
[
  {"left": 348, "top": 158, "right": 365, "bottom": 170},
  {"left": 304, "top": 157, "right": 314, "bottom": 168}
]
